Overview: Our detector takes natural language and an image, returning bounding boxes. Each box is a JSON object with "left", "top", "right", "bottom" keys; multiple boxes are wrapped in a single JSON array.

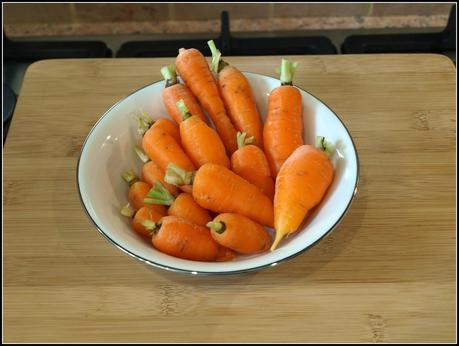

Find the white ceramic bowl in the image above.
[{"left": 77, "top": 72, "right": 359, "bottom": 275}]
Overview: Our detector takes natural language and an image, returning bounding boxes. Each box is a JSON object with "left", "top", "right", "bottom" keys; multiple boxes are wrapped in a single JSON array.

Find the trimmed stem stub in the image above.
[
  {"left": 140, "top": 219, "right": 159, "bottom": 233},
  {"left": 207, "top": 40, "right": 229, "bottom": 73},
  {"left": 207, "top": 221, "right": 226, "bottom": 234},
  {"left": 120, "top": 204, "right": 135, "bottom": 218},
  {"left": 145, "top": 181, "right": 175, "bottom": 206},
  {"left": 122, "top": 170, "right": 138, "bottom": 186},
  {"left": 160, "top": 65, "right": 177, "bottom": 87},
  {"left": 280, "top": 59, "right": 299, "bottom": 86},
  {"left": 315, "top": 136, "right": 335, "bottom": 157},
  {"left": 164, "top": 163, "right": 195, "bottom": 186},
  {"left": 176, "top": 99, "right": 192, "bottom": 121},
  {"left": 236, "top": 131, "right": 255, "bottom": 149},
  {"left": 135, "top": 109, "right": 154, "bottom": 136},
  {"left": 134, "top": 145, "right": 150, "bottom": 163}
]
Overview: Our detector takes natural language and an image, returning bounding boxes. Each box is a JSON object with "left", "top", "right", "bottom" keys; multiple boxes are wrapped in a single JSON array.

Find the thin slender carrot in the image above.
[
  {"left": 122, "top": 170, "right": 167, "bottom": 215},
  {"left": 207, "top": 213, "right": 272, "bottom": 254},
  {"left": 271, "top": 137, "right": 335, "bottom": 251},
  {"left": 141, "top": 215, "right": 220, "bottom": 262},
  {"left": 263, "top": 59, "right": 304, "bottom": 177},
  {"left": 164, "top": 163, "right": 274, "bottom": 227},
  {"left": 175, "top": 47, "right": 238, "bottom": 154},
  {"left": 142, "top": 122, "right": 195, "bottom": 173},
  {"left": 131, "top": 206, "right": 164, "bottom": 237},
  {"left": 161, "top": 65, "right": 208, "bottom": 124},
  {"left": 231, "top": 132, "right": 275, "bottom": 200},
  {"left": 176, "top": 99, "right": 230, "bottom": 168},
  {"left": 208, "top": 40, "right": 263, "bottom": 148},
  {"left": 145, "top": 181, "right": 212, "bottom": 227}
]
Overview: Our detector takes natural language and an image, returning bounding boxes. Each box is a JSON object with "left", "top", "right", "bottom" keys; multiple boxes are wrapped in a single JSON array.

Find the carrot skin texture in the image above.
[
  {"left": 231, "top": 145, "right": 275, "bottom": 200},
  {"left": 180, "top": 115, "right": 230, "bottom": 168},
  {"left": 132, "top": 207, "right": 164, "bottom": 237},
  {"left": 263, "top": 86, "right": 304, "bottom": 177},
  {"left": 152, "top": 216, "right": 219, "bottom": 261},
  {"left": 209, "top": 213, "right": 272, "bottom": 254},
  {"left": 218, "top": 66, "right": 263, "bottom": 148},
  {"left": 142, "top": 161, "right": 179, "bottom": 196},
  {"left": 192, "top": 163, "right": 274, "bottom": 227},
  {"left": 142, "top": 125, "right": 195, "bottom": 173},
  {"left": 128, "top": 181, "right": 168, "bottom": 215},
  {"left": 163, "top": 84, "right": 207, "bottom": 124},
  {"left": 168, "top": 192, "right": 212, "bottom": 227},
  {"left": 215, "top": 245, "right": 237, "bottom": 262},
  {"left": 175, "top": 48, "right": 238, "bottom": 154},
  {"left": 273, "top": 145, "right": 334, "bottom": 250},
  {"left": 151, "top": 117, "right": 181, "bottom": 144}
]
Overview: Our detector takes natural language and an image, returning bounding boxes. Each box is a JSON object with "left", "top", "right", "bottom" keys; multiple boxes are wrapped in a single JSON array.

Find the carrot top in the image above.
[
  {"left": 279, "top": 59, "right": 299, "bottom": 86},
  {"left": 164, "top": 163, "right": 195, "bottom": 186},
  {"left": 315, "top": 136, "right": 335, "bottom": 157},
  {"left": 133, "top": 145, "right": 150, "bottom": 163},
  {"left": 135, "top": 109, "right": 155, "bottom": 136},
  {"left": 206, "top": 221, "right": 226, "bottom": 234},
  {"left": 160, "top": 65, "right": 177, "bottom": 87},
  {"left": 176, "top": 99, "right": 192, "bottom": 121},
  {"left": 144, "top": 181, "right": 175, "bottom": 206},
  {"left": 140, "top": 219, "right": 159, "bottom": 234},
  {"left": 207, "top": 40, "right": 229, "bottom": 74},
  {"left": 122, "top": 170, "right": 139, "bottom": 186},
  {"left": 120, "top": 203, "right": 135, "bottom": 217},
  {"left": 236, "top": 131, "right": 255, "bottom": 149}
]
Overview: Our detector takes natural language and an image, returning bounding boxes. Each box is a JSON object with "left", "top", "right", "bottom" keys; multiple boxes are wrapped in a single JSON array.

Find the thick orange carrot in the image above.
[
  {"left": 208, "top": 40, "right": 263, "bottom": 148},
  {"left": 161, "top": 65, "right": 208, "bottom": 124},
  {"left": 141, "top": 160, "right": 179, "bottom": 196},
  {"left": 271, "top": 137, "right": 335, "bottom": 251},
  {"left": 231, "top": 132, "right": 275, "bottom": 200},
  {"left": 208, "top": 213, "right": 272, "bottom": 254},
  {"left": 176, "top": 99, "right": 230, "bottom": 168},
  {"left": 142, "top": 123, "right": 195, "bottom": 173},
  {"left": 131, "top": 206, "right": 164, "bottom": 238},
  {"left": 122, "top": 170, "right": 168, "bottom": 215},
  {"left": 263, "top": 59, "right": 304, "bottom": 177},
  {"left": 145, "top": 181, "right": 212, "bottom": 227},
  {"left": 141, "top": 215, "right": 220, "bottom": 261},
  {"left": 175, "top": 47, "right": 238, "bottom": 154},
  {"left": 165, "top": 163, "right": 274, "bottom": 227}
]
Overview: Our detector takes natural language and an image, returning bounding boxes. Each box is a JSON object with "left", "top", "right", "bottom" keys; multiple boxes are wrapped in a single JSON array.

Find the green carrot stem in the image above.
[
  {"left": 279, "top": 59, "right": 299, "bottom": 86},
  {"left": 145, "top": 181, "right": 175, "bottom": 206},
  {"left": 164, "top": 163, "right": 195, "bottom": 186},
  {"left": 160, "top": 65, "right": 177, "bottom": 87},
  {"left": 120, "top": 204, "right": 135, "bottom": 217},
  {"left": 206, "top": 221, "right": 226, "bottom": 234},
  {"left": 122, "top": 170, "right": 138, "bottom": 186},
  {"left": 315, "top": 136, "right": 335, "bottom": 157},
  {"left": 236, "top": 131, "right": 255, "bottom": 149},
  {"left": 207, "top": 40, "right": 228, "bottom": 73},
  {"left": 140, "top": 219, "right": 159, "bottom": 233},
  {"left": 176, "top": 99, "right": 192, "bottom": 121},
  {"left": 134, "top": 145, "right": 150, "bottom": 163},
  {"left": 135, "top": 109, "right": 154, "bottom": 136}
]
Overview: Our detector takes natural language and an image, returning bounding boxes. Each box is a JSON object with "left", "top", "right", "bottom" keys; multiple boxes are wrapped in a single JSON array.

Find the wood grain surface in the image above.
[{"left": 3, "top": 54, "right": 456, "bottom": 343}]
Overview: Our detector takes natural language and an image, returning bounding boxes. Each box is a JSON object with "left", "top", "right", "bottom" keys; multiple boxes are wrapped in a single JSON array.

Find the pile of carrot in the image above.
[{"left": 120, "top": 40, "right": 335, "bottom": 262}]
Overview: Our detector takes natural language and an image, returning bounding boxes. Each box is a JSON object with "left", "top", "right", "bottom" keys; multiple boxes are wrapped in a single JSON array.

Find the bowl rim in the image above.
[{"left": 76, "top": 71, "right": 360, "bottom": 276}]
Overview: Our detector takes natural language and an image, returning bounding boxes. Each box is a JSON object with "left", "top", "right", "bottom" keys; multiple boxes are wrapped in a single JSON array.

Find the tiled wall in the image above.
[{"left": 4, "top": 3, "right": 453, "bottom": 24}]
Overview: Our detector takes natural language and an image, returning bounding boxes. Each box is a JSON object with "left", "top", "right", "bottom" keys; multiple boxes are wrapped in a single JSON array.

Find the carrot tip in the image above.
[{"left": 270, "top": 230, "right": 286, "bottom": 251}]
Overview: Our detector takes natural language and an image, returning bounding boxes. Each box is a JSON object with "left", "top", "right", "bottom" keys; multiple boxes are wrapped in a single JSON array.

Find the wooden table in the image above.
[{"left": 4, "top": 55, "right": 456, "bottom": 343}]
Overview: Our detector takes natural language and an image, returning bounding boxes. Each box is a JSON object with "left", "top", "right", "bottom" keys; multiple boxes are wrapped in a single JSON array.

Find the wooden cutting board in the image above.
[{"left": 3, "top": 54, "right": 456, "bottom": 343}]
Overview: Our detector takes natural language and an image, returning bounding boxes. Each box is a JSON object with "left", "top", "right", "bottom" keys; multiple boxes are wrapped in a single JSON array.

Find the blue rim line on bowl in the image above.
[{"left": 76, "top": 72, "right": 360, "bottom": 276}]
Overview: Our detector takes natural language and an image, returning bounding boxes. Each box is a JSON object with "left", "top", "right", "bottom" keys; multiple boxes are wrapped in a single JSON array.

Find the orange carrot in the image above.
[
  {"left": 207, "top": 213, "right": 272, "bottom": 254},
  {"left": 141, "top": 160, "right": 179, "bottom": 196},
  {"left": 142, "top": 122, "right": 195, "bottom": 173},
  {"left": 145, "top": 181, "right": 212, "bottom": 227},
  {"left": 131, "top": 206, "right": 164, "bottom": 238},
  {"left": 165, "top": 163, "right": 274, "bottom": 227},
  {"left": 122, "top": 170, "right": 168, "bottom": 215},
  {"left": 161, "top": 65, "right": 208, "bottom": 124},
  {"left": 175, "top": 47, "right": 238, "bottom": 154},
  {"left": 176, "top": 99, "right": 230, "bottom": 168},
  {"left": 231, "top": 132, "right": 275, "bottom": 200},
  {"left": 141, "top": 215, "right": 220, "bottom": 262},
  {"left": 263, "top": 59, "right": 304, "bottom": 177},
  {"left": 208, "top": 40, "right": 263, "bottom": 148},
  {"left": 271, "top": 137, "right": 335, "bottom": 251},
  {"left": 135, "top": 111, "right": 180, "bottom": 143},
  {"left": 215, "top": 245, "right": 237, "bottom": 262}
]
